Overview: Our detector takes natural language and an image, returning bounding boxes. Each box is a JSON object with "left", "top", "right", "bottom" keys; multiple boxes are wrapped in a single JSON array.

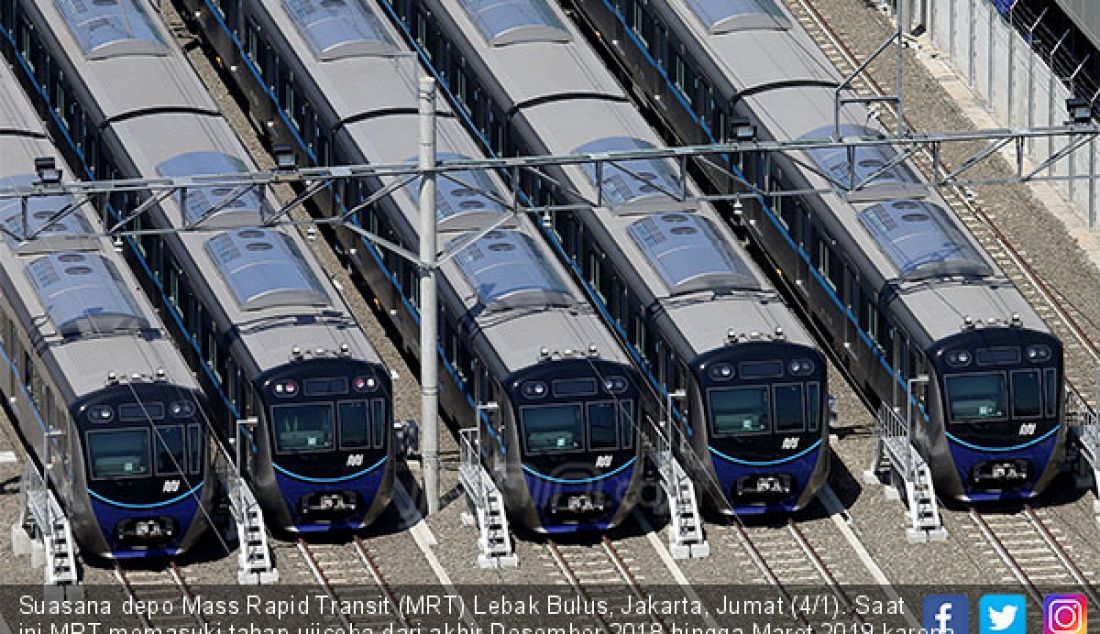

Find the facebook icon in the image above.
[{"left": 924, "top": 595, "right": 969, "bottom": 634}]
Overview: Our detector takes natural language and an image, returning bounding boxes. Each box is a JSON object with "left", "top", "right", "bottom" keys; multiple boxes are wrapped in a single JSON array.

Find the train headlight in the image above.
[
  {"left": 603, "top": 376, "right": 628, "bottom": 394},
  {"left": 946, "top": 350, "right": 972, "bottom": 367},
  {"left": 1025, "top": 345, "right": 1052, "bottom": 363},
  {"left": 274, "top": 380, "right": 298, "bottom": 396},
  {"left": 353, "top": 376, "right": 378, "bottom": 392},
  {"left": 708, "top": 363, "right": 735, "bottom": 381},
  {"left": 788, "top": 359, "right": 815, "bottom": 376},
  {"left": 88, "top": 406, "right": 114, "bottom": 422},
  {"left": 169, "top": 400, "right": 195, "bottom": 418},
  {"left": 522, "top": 381, "right": 548, "bottom": 398}
]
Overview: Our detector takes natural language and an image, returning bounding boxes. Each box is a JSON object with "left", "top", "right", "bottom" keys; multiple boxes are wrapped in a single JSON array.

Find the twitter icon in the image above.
[{"left": 981, "top": 595, "right": 1026, "bottom": 634}]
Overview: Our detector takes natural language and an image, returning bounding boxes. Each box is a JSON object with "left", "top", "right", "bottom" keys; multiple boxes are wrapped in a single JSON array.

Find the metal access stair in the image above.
[
  {"left": 1066, "top": 388, "right": 1100, "bottom": 522},
  {"left": 864, "top": 404, "right": 947, "bottom": 543},
  {"left": 652, "top": 444, "right": 709, "bottom": 559},
  {"left": 216, "top": 449, "right": 278, "bottom": 584},
  {"left": 458, "top": 428, "right": 517, "bottom": 569},
  {"left": 15, "top": 461, "right": 81, "bottom": 596}
]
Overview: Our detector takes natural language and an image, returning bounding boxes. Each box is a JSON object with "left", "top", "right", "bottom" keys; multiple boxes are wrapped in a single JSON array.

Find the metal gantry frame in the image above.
[{"left": 4, "top": 80, "right": 1100, "bottom": 517}]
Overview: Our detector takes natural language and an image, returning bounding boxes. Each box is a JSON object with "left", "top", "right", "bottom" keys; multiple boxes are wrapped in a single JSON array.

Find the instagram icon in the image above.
[{"left": 1044, "top": 595, "right": 1088, "bottom": 634}]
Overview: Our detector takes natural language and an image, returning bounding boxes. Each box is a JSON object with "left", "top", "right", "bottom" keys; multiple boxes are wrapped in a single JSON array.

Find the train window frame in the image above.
[
  {"left": 618, "top": 400, "right": 635, "bottom": 449},
  {"left": 587, "top": 401, "right": 620, "bottom": 451},
  {"left": 372, "top": 398, "right": 386, "bottom": 450},
  {"left": 773, "top": 383, "right": 806, "bottom": 433},
  {"left": 337, "top": 399, "right": 373, "bottom": 450},
  {"left": 945, "top": 371, "right": 1008, "bottom": 424},
  {"left": 153, "top": 425, "right": 187, "bottom": 477},
  {"left": 1043, "top": 368, "right": 1058, "bottom": 418},
  {"left": 518, "top": 402, "right": 586, "bottom": 455},
  {"left": 86, "top": 428, "right": 151, "bottom": 480},
  {"left": 1009, "top": 369, "right": 1042, "bottom": 420},
  {"left": 707, "top": 385, "right": 772, "bottom": 437},
  {"left": 806, "top": 382, "right": 821, "bottom": 433},
  {"left": 187, "top": 424, "right": 202, "bottom": 474}
]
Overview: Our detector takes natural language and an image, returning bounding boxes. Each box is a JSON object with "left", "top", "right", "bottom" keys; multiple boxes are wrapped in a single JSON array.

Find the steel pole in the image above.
[{"left": 418, "top": 76, "right": 440, "bottom": 515}]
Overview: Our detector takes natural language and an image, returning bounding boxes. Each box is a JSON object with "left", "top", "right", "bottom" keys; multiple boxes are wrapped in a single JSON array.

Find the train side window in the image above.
[
  {"left": 1043, "top": 368, "right": 1057, "bottom": 418},
  {"left": 634, "top": 316, "right": 647, "bottom": 361},
  {"left": 774, "top": 384, "right": 805, "bottom": 432},
  {"left": 22, "top": 351, "right": 31, "bottom": 393}
]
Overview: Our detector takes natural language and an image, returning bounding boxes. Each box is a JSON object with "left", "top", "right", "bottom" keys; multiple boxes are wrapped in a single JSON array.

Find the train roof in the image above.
[
  {"left": 257, "top": 0, "right": 632, "bottom": 374},
  {"left": 0, "top": 59, "right": 201, "bottom": 403},
  {"left": 412, "top": 0, "right": 820, "bottom": 359},
  {"left": 646, "top": 0, "right": 1051, "bottom": 342},
  {"left": 29, "top": 0, "right": 385, "bottom": 374}
]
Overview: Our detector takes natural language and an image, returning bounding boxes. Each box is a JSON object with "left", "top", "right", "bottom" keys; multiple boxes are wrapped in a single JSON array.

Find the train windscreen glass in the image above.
[
  {"left": 153, "top": 426, "right": 186, "bottom": 476},
  {"left": 273, "top": 404, "right": 335, "bottom": 452},
  {"left": 1011, "top": 370, "right": 1042, "bottom": 418},
  {"left": 774, "top": 384, "right": 805, "bottom": 432},
  {"left": 339, "top": 400, "right": 371, "bottom": 449},
  {"left": 522, "top": 405, "right": 583, "bottom": 454},
  {"left": 587, "top": 402, "right": 618, "bottom": 450},
  {"left": 87, "top": 429, "right": 150, "bottom": 479},
  {"left": 946, "top": 373, "right": 1008, "bottom": 422},
  {"left": 710, "top": 387, "right": 771, "bottom": 435}
]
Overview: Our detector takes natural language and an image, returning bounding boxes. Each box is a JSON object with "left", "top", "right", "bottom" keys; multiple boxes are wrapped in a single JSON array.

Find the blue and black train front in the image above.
[
  {"left": 254, "top": 358, "right": 394, "bottom": 533},
  {"left": 503, "top": 358, "right": 643, "bottom": 533},
  {"left": 75, "top": 383, "right": 212, "bottom": 559},
  {"left": 691, "top": 341, "right": 830, "bottom": 515},
  {"left": 926, "top": 327, "right": 1065, "bottom": 502}
]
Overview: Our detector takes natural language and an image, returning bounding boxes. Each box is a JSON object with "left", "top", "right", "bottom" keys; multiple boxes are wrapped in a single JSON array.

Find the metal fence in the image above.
[{"left": 928, "top": 0, "right": 1100, "bottom": 224}]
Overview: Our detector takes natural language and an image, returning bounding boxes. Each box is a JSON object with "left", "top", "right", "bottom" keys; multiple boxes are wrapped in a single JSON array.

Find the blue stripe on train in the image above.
[
  {"left": 948, "top": 427, "right": 1060, "bottom": 501},
  {"left": 89, "top": 492, "right": 199, "bottom": 558},
  {"left": 274, "top": 463, "right": 387, "bottom": 532},
  {"left": 708, "top": 442, "right": 822, "bottom": 514},
  {"left": 523, "top": 463, "right": 637, "bottom": 533}
]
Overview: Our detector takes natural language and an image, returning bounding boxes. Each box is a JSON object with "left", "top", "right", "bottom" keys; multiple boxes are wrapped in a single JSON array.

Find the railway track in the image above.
[
  {"left": 296, "top": 537, "right": 409, "bottom": 631},
  {"left": 114, "top": 562, "right": 206, "bottom": 631},
  {"left": 546, "top": 536, "right": 679, "bottom": 632},
  {"left": 728, "top": 519, "right": 869, "bottom": 629},
  {"left": 969, "top": 506, "right": 1100, "bottom": 603}
]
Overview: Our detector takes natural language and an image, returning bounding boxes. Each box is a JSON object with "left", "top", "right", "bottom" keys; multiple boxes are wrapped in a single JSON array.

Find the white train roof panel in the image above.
[
  {"left": 156, "top": 151, "right": 264, "bottom": 226},
  {"left": 574, "top": 137, "right": 682, "bottom": 206},
  {"left": 281, "top": 0, "right": 398, "bottom": 59},
  {"left": 858, "top": 199, "right": 994, "bottom": 281},
  {"left": 26, "top": 252, "right": 148, "bottom": 336},
  {"left": 454, "top": 229, "right": 574, "bottom": 311},
  {"left": 456, "top": 0, "right": 571, "bottom": 46},
  {"left": 800, "top": 125, "right": 923, "bottom": 198},
  {"left": 0, "top": 175, "right": 97, "bottom": 254},
  {"left": 628, "top": 213, "right": 759, "bottom": 295},
  {"left": 205, "top": 228, "right": 331, "bottom": 311},
  {"left": 403, "top": 153, "right": 509, "bottom": 231},
  {"left": 53, "top": 0, "right": 165, "bottom": 59},
  {"left": 684, "top": 0, "right": 789, "bottom": 34}
]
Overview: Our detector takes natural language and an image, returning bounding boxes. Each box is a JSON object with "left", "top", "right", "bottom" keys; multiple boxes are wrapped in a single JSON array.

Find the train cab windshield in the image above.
[
  {"left": 709, "top": 383, "right": 819, "bottom": 436},
  {"left": 946, "top": 370, "right": 1044, "bottom": 423},
  {"left": 273, "top": 403, "right": 335, "bottom": 452},
  {"left": 87, "top": 429, "right": 151, "bottom": 479},
  {"left": 520, "top": 401, "right": 634, "bottom": 455},
  {"left": 273, "top": 400, "right": 387, "bottom": 453}
]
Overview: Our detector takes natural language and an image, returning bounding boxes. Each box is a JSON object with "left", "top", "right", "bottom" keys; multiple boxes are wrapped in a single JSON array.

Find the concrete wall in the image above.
[{"left": 928, "top": 0, "right": 1099, "bottom": 227}]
